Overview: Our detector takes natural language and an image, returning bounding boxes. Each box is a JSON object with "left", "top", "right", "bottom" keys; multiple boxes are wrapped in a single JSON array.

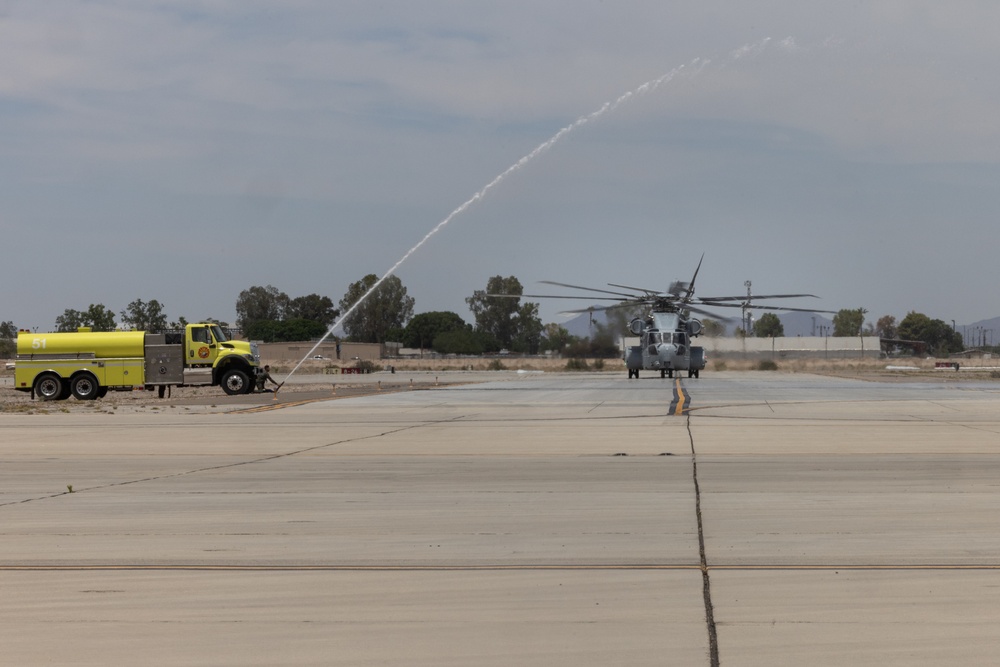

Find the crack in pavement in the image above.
[
  {"left": 686, "top": 409, "right": 720, "bottom": 667},
  {"left": 0, "top": 418, "right": 463, "bottom": 509}
]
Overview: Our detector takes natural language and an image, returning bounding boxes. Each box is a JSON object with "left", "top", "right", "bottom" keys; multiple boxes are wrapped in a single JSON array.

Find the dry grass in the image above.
[{"left": 266, "top": 355, "right": 1000, "bottom": 382}]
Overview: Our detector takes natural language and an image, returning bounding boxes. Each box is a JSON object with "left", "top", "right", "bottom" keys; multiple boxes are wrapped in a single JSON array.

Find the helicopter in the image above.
[{"left": 493, "top": 255, "right": 833, "bottom": 379}]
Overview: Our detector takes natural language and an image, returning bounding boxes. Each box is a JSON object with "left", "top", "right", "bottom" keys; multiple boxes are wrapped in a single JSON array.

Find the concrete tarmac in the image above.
[{"left": 2, "top": 370, "right": 1000, "bottom": 665}]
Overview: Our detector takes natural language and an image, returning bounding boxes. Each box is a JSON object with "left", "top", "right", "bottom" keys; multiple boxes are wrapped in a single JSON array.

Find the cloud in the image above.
[{"left": 3, "top": 1, "right": 1000, "bottom": 329}]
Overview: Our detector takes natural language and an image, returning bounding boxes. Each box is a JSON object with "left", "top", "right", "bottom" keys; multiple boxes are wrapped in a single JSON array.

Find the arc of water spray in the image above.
[{"left": 283, "top": 39, "right": 775, "bottom": 382}]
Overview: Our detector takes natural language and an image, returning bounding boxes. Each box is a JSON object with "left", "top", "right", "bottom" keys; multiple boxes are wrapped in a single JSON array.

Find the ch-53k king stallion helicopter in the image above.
[{"left": 502, "top": 255, "right": 832, "bottom": 379}]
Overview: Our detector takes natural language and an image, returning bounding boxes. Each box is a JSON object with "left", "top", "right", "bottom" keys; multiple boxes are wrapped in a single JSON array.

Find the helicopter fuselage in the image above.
[{"left": 624, "top": 312, "right": 706, "bottom": 379}]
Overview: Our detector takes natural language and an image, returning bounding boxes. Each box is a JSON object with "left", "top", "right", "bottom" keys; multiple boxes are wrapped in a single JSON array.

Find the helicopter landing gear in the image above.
[
  {"left": 660, "top": 369, "right": 674, "bottom": 379},
  {"left": 688, "top": 369, "right": 700, "bottom": 378},
  {"left": 627, "top": 368, "right": 638, "bottom": 379}
]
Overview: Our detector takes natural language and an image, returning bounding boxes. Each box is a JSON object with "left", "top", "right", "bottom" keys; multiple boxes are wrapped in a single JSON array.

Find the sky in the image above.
[{"left": 3, "top": 1, "right": 1000, "bottom": 333}]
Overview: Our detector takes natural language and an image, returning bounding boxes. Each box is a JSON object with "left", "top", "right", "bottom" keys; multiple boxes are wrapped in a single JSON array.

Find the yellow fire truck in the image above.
[{"left": 14, "top": 323, "right": 261, "bottom": 400}]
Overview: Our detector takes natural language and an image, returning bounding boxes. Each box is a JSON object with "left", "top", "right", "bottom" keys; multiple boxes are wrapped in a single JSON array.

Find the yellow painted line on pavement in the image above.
[{"left": 669, "top": 378, "right": 690, "bottom": 415}]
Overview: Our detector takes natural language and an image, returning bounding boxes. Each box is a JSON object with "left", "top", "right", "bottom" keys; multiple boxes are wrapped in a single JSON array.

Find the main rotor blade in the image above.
[
  {"left": 557, "top": 300, "right": 648, "bottom": 315},
  {"left": 486, "top": 293, "right": 622, "bottom": 301},
  {"left": 697, "top": 293, "right": 819, "bottom": 302},
  {"left": 705, "top": 302, "right": 837, "bottom": 314},
  {"left": 538, "top": 281, "right": 638, "bottom": 299},
  {"left": 685, "top": 253, "right": 705, "bottom": 300},
  {"left": 746, "top": 305, "right": 839, "bottom": 314},
  {"left": 606, "top": 282, "right": 660, "bottom": 296},
  {"left": 683, "top": 304, "right": 735, "bottom": 321}
]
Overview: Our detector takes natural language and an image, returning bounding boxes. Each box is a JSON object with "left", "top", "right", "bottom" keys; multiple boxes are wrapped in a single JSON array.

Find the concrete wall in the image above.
[{"left": 257, "top": 341, "right": 382, "bottom": 364}]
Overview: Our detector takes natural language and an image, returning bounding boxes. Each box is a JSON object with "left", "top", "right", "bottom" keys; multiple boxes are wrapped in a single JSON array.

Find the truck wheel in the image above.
[
  {"left": 221, "top": 369, "right": 249, "bottom": 396},
  {"left": 35, "top": 374, "right": 66, "bottom": 401},
  {"left": 71, "top": 374, "right": 101, "bottom": 400}
]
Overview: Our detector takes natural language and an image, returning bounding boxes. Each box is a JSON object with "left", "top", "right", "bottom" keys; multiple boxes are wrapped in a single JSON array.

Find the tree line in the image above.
[
  {"left": 0, "top": 275, "right": 551, "bottom": 356},
  {"left": 748, "top": 308, "right": 964, "bottom": 356},
  {"left": 0, "top": 277, "right": 970, "bottom": 359}
]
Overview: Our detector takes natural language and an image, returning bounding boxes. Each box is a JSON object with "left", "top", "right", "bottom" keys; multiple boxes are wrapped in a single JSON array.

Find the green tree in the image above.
[
  {"left": 122, "top": 298, "right": 168, "bottom": 333},
  {"left": 56, "top": 304, "right": 117, "bottom": 332},
  {"left": 511, "top": 301, "right": 543, "bottom": 354},
  {"left": 287, "top": 294, "right": 338, "bottom": 327},
  {"left": 55, "top": 309, "right": 85, "bottom": 332},
  {"left": 403, "top": 311, "right": 467, "bottom": 349},
  {"left": 339, "top": 274, "right": 415, "bottom": 343},
  {"left": 0, "top": 320, "right": 15, "bottom": 358},
  {"left": 753, "top": 312, "right": 784, "bottom": 338},
  {"left": 833, "top": 308, "right": 866, "bottom": 337},
  {"left": 466, "top": 276, "right": 542, "bottom": 351},
  {"left": 85, "top": 304, "right": 116, "bottom": 331},
  {"left": 897, "top": 311, "right": 963, "bottom": 356},
  {"left": 875, "top": 315, "right": 897, "bottom": 339},
  {"left": 235, "top": 285, "right": 289, "bottom": 332},
  {"left": 564, "top": 319, "right": 620, "bottom": 358},
  {"left": 246, "top": 318, "right": 328, "bottom": 343},
  {"left": 432, "top": 326, "right": 494, "bottom": 355},
  {"left": 540, "top": 323, "right": 577, "bottom": 353}
]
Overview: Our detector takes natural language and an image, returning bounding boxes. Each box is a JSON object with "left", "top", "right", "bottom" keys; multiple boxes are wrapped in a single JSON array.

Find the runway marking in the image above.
[{"left": 669, "top": 378, "right": 690, "bottom": 415}]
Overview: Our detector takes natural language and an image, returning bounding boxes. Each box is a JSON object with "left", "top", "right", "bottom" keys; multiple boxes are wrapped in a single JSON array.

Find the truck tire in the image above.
[
  {"left": 71, "top": 374, "right": 101, "bottom": 400},
  {"left": 221, "top": 369, "right": 249, "bottom": 396},
  {"left": 35, "top": 374, "right": 68, "bottom": 401}
]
